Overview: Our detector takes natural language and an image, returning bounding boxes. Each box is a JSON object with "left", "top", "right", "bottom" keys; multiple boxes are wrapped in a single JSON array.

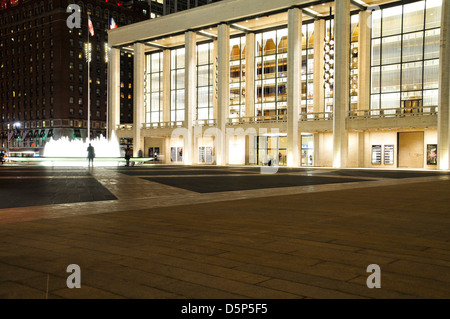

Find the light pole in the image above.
[{"left": 85, "top": 41, "right": 92, "bottom": 141}]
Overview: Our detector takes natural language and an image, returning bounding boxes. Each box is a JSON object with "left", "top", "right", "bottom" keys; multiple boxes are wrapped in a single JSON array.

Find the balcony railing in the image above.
[
  {"left": 299, "top": 112, "right": 333, "bottom": 121},
  {"left": 142, "top": 121, "right": 184, "bottom": 129},
  {"left": 117, "top": 124, "right": 133, "bottom": 130},
  {"left": 227, "top": 114, "right": 287, "bottom": 124},
  {"left": 348, "top": 106, "right": 438, "bottom": 119},
  {"left": 128, "top": 106, "right": 439, "bottom": 130},
  {"left": 195, "top": 119, "right": 217, "bottom": 126}
]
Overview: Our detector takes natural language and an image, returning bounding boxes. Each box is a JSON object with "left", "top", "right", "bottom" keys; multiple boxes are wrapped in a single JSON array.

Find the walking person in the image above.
[
  {"left": 124, "top": 145, "right": 132, "bottom": 167},
  {"left": 87, "top": 143, "right": 95, "bottom": 167}
]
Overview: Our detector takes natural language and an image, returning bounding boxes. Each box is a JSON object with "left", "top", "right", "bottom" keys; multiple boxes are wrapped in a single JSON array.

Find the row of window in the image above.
[
  {"left": 141, "top": 0, "right": 441, "bottom": 123},
  {"left": 1, "top": 26, "right": 54, "bottom": 46},
  {"left": 0, "top": 1, "right": 53, "bottom": 20},
  {"left": 1, "top": 108, "right": 54, "bottom": 122},
  {"left": 370, "top": 0, "right": 442, "bottom": 112}
]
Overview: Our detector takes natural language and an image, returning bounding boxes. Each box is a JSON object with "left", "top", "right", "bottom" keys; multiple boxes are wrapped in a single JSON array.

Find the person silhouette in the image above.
[
  {"left": 124, "top": 145, "right": 132, "bottom": 167},
  {"left": 87, "top": 143, "right": 95, "bottom": 167}
]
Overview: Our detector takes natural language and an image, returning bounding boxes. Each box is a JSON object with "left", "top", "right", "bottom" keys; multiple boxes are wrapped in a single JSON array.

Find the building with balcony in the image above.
[{"left": 108, "top": 0, "right": 450, "bottom": 170}]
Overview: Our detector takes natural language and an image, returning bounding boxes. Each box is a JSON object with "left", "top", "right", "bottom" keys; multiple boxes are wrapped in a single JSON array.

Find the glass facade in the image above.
[
  {"left": 350, "top": 14, "right": 359, "bottom": 111},
  {"left": 171, "top": 48, "right": 185, "bottom": 121},
  {"left": 136, "top": 0, "right": 442, "bottom": 127},
  {"left": 144, "top": 52, "right": 163, "bottom": 123},
  {"left": 255, "top": 28, "right": 288, "bottom": 117},
  {"left": 301, "top": 23, "right": 314, "bottom": 114},
  {"left": 197, "top": 42, "right": 214, "bottom": 120},
  {"left": 229, "top": 36, "right": 246, "bottom": 118},
  {"left": 324, "top": 18, "right": 334, "bottom": 113},
  {"left": 370, "top": 0, "right": 441, "bottom": 114}
]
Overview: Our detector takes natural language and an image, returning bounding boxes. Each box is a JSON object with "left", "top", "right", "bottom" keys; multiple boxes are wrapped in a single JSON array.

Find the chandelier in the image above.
[{"left": 323, "top": 8, "right": 334, "bottom": 90}]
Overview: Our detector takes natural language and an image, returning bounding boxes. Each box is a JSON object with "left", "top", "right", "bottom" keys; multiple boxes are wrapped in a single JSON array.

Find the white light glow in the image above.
[{"left": 44, "top": 131, "right": 121, "bottom": 158}]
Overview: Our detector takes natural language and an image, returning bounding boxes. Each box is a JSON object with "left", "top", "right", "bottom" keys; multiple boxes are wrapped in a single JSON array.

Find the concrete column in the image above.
[
  {"left": 313, "top": 132, "right": 320, "bottom": 166},
  {"left": 357, "top": 131, "right": 365, "bottom": 167},
  {"left": 245, "top": 32, "right": 255, "bottom": 117},
  {"left": 287, "top": 8, "right": 302, "bottom": 167},
  {"left": 217, "top": 24, "right": 230, "bottom": 166},
  {"left": 333, "top": 0, "right": 350, "bottom": 168},
  {"left": 163, "top": 49, "right": 171, "bottom": 123},
  {"left": 245, "top": 134, "right": 250, "bottom": 165},
  {"left": 184, "top": 31, "right": 197, "bottom": 165},
  {"left": 107, "top": 48, "right": 120, "bottom": 140},
  {"left": 358, "top": 10, "right": 371, "bottom": 111},
  {"left": 164, "top": 136, "right": 170, "bottom": 164},
  {"left": 438, "top": 0, "right": 450, "bottom": 170},
  {"left": 133, "top": 43, "right": 145, "bottom": 157},
  {"left": 313, "top": 19, "right": 325, "bottom": 113}
]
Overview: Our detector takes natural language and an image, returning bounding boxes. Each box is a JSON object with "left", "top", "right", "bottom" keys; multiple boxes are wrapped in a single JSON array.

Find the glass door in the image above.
[{"left": 301, "top": 134, "right": 314, "bottom": 166}]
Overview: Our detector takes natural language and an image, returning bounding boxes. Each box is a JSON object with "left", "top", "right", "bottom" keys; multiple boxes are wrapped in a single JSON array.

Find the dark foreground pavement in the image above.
[{"left": 0, "top": 165, "right": 449, "bottom": 299}]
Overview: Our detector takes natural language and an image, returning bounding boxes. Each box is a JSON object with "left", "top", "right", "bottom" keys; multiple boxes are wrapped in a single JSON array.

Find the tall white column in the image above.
[
  {"left": 133, "top": 43, "right": 145, "bottom": 157},
  {"left": 217, "top": 24, "right": 230, "bottom": 166},
  {"left": 438, "top": 0, "right": 450, "bottom": 170},
  {"left": 287, "top": 8, "right": 302, "bottom": 167},
  {"left": 245, "top": 32, "right": 255, "bottom": 118},
  {"left": 107, "top": 48, "right": 120, "bottom": 140},
  {"left": 358, "top": 10, "right": 371, "bottom": 111},
  {"left": 333, "top": 0, "right": 350, "bottom": 168},
  {"left": 163, "top": 49, "right": 171, "bottom": 123},
  {"left": 184, "top": 31, "right": 197, "bottom": 165},
  {"left": 313, "top": 19, "right": 325, "bottom": 113}
]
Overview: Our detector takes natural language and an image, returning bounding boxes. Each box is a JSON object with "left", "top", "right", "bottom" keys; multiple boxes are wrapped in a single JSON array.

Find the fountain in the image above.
[
  {"left": 40, "top": 131, "right": 123, "bottom": 166},
  {"left": 44, "top": 131, "right": 121, "bottom": 158}
]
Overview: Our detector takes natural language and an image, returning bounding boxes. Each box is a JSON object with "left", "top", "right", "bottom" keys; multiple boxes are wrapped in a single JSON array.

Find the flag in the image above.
[
  {"left": 110, "top": 17, "right": 118, "bottom": 30},
  {"left": 88, "top": 15, "right": 95, "bottom": 36}
]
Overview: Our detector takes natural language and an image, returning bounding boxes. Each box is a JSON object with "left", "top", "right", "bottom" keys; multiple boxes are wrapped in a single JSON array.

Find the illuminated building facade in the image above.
[{"left": 109, "top": 0, "right": 450, "bottom": 169}]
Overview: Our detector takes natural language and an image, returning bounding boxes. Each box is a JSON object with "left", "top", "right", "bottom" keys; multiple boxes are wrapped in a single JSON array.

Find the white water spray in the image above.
[{"left": 44, "top": 131, "right": 121, "bottom": 158}]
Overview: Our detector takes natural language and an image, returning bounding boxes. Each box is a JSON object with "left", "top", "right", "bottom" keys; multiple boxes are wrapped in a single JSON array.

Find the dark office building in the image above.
[
  {"left": 0, "top": 0, "right": 149, "bottom": 152},
  {"left": 143, "top": 0, "right": 221, "bottom": 17}
]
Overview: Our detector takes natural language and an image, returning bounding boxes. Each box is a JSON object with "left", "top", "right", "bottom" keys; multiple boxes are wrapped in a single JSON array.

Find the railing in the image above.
[
  {"left": 142, "top": 121, "right": 184, "bottom": 129},
  {"left": 195, "top": 119, "right": 217, "bottom": 126},
  {"left": 120, "top": 106, "right": 439, "bottom": 131},
  {"left": 117, "top": 124, "right": 133, "bottom": 130},
  {"left": 299, "top": 112, "right": 333, "bottom": 121},
  {"left": 348, "top": 106, "right": 438, "bottom": 119},
  {"left": 227, "top": 114, "right": 287, "bottom": 124}
]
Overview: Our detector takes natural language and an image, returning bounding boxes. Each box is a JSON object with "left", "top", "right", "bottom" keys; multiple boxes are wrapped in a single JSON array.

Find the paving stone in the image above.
[
  {"left": 0, "top": 166, "right": 449, "bottom": 298},
  {"left": 0, "top": 281, "right": 48, "bottom": 299},
  {"left": 259, "top": 278, "right": 363, "bottom": 299},
  {"left": 52, "top": 285, "right": 125, "bottom": 299}
]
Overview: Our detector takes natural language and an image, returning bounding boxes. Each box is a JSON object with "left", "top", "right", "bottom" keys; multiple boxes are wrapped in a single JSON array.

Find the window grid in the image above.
[
  {"left": 370, "top": 0, "right": 441, "bottom": 114},
  {"left": 170, "top": 48, "right": 185, "bottom": 122},
  {"left": 255, "top": 27, "right": 288, "bottom": 118},
  {"left": 196, "top": 42, "right": 214, "bottom": 121},
  {"left": 145, "top": 51, "right": 163, "bottom": 124},
  {"left": 302, "top": 23, "right": 314, "bottom": 114},
  {"left": 350, "top": 14, "right": 359, "bottom": 111},
  {"left": 229, "top": 35, "right": 246, "bottom": 118}
]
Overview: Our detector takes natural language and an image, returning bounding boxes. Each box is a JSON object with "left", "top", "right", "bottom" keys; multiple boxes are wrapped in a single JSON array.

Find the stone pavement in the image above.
[{"left": 0, "top": 165, "right": 449, "bottom": 299}]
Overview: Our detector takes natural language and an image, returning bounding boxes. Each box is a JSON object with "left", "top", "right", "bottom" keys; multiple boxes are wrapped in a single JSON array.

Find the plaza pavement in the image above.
[{"left": 0, "top": 164, "right": 449, "bottom": 299}]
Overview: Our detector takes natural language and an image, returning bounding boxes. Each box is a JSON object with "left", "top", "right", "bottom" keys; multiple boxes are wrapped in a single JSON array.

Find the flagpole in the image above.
[
  {"left": 106, "top": 12, "right": 110, "bottom": 140},
  {"left": 87, "top": 15, "right": 91, "bottom": 141}
]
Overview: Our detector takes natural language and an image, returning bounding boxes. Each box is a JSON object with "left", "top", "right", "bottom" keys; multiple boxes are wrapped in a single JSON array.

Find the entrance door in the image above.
[
  {"left": 398, "top": 132, "right": 424, "bottom": 168},
  {"left": 301, "top": 134, "right": 314, "bottom": 166},
  {"left": 255, "top": 136, "right": 287, "bottom": 166}
]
